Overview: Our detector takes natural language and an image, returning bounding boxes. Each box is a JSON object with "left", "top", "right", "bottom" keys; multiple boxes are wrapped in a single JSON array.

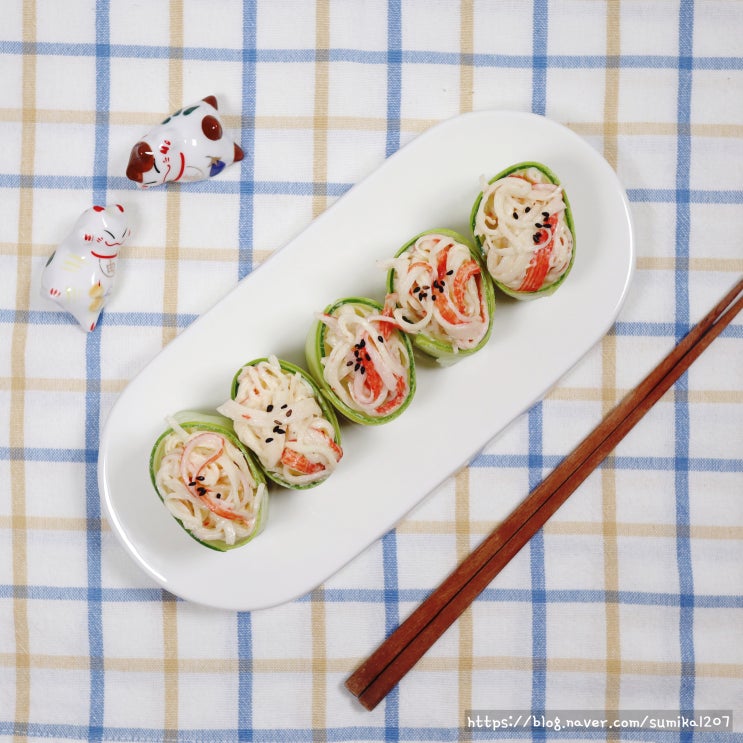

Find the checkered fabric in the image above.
[{"left": 1, "top": 0, "right": 742, "bottom": 740}]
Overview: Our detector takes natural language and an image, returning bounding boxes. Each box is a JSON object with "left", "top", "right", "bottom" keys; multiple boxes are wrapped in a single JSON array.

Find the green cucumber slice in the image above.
[
  {"left": 149, "top": 412, "right": 267, "bottom": 552},
  {"left": 229, "top": 357, "right": 342, "bottom": 490},
  {"left": 385, "top": 228, "right": 495, "bottom": 365},
  {"left": 471, "top": 161, "right": 576, "bottom": 300},
  {"left": 305, "top": 296, "right": 416, "bottom": 425}
]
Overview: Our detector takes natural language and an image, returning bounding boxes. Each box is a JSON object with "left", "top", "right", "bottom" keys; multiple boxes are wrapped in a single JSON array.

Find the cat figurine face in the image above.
[
  {"left": 40, "top": 204, "right": 132, "bottom": 332},
  {"left": 126, "top": 95, "right": 244, "bottom": 188}
]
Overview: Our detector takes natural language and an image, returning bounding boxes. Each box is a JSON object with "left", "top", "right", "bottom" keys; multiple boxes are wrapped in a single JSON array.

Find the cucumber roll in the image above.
[
  {"left": 217, "top": 355, "right": 343, "bottom": 489},
  {"left": 306, "top": 297, "right": 416, "bottom": 425},
  {"left": 471, "top": 162, "right": 575, "bottom": 299},
  {"left": 149, "top": 412, "right": 267, "bottom": 551},
  {"left": 381, "top": 229, "right": 495, "bottom": 364}
]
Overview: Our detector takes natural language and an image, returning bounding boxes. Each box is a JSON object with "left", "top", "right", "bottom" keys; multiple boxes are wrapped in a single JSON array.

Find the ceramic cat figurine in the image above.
[
  {"left": 125, "top": 95, "right": 244, "bottom": 188},
  {"left": 40, "top": 204, "right": 131, "bottom": 332}
]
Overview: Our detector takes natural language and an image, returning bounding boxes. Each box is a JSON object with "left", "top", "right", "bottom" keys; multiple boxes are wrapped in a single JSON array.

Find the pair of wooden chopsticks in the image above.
[{"left": 346, "top": 276, "right": 743, "bottom": 711}]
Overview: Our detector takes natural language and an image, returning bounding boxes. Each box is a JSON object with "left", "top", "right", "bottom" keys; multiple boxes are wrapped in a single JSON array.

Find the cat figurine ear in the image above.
[
  {"left": 41, "top": 204, "right": 132, "bottom": 332},
  {"left": 126, "top": 95, "right": 244, "bottom": 188}
]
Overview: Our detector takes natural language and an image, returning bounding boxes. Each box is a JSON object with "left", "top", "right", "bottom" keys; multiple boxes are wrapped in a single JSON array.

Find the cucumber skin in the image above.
[
  {"left": 149, "top": 418, "right": 267, "bottom": 552},
  {"left": 385, "top": 228, "right": 496, "bottom": 365},
  {"left": 305, "top": 296, "right": 416, "bottom": 426},
  {"left": 229, "top": 357, "right": 342, "bottom": 490},
  {"left": 470, "top": 161, "right": 576, "bottom": 300}
]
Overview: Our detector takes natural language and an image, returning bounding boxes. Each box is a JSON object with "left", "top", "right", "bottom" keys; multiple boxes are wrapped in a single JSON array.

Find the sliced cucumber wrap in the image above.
[
  {"left": 471, "top": 161, "right": 576, "bottom": 300},
  {"left": 305, "top": 296, "right": 416, "bottom": 425},
  {"left": 385, "top": 228, "right": 495, "bottom": 365},
  {"left": 149, "top": 411, "right": 267, "bottom": 552},
  {"left": 227, "top": 357, "right": 342, "bottom": 490}
]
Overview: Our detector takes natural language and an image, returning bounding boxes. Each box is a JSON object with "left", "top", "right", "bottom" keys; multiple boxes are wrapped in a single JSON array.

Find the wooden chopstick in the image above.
[{"left": 346, "top": 276, "right": 743, "bottom": 711}]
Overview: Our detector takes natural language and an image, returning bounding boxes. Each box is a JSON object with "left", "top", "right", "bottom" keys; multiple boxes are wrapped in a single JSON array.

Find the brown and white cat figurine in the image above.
[
  {"left": 125, "top": 95, "right": 244, "bottom": 188},
  {"left": 41, "top": 204, "right": 131, "bottom": 332}
]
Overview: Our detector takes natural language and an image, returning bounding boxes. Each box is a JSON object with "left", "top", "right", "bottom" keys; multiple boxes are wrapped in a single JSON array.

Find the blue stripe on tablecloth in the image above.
[
  {"left": 237, "top": 6, "right": 257, "bottom": 737},
  {"left": 3, "top": 584, "right": 742, "bottom": 608},
  {"left": 2, "top": 40, "right": 743, "bottom": 70},
  {"left": 3, "top": 447, "right": 740, "bottom": 473},
  {"left": 675, "top": 3, "right": 696, "bottom": 734},
  {"left": 382, "top": 0, "right": 402, "bottom": 734},
  {"left": 238, "top": 0, "right": 257, "bottom": 282},
  {"left": 0, "top": 722, "right": 719, "bottom": 742},
  {"left": 237, "top": 611, "right": 253, "bottom": 741},
  {"left": 528, "top": 406, "right": 548, "bottom": 738},
  {"left": 0, "top": 174, "right": 357, "bottom": 196},
  {"left": 530, "top": 4, "right": 548, "bottom": 735},
  {"left": 85, "top": 3, "right": 110, "bottom": 739},
  {"left": 531, "top": 0, "right": 548, "bottom": 117},
  {"left": 0, "top": 309, "right": 200, "bottom": 327},
  {"left": 385, "top": 0, "right": 402, "bottom": 159}
]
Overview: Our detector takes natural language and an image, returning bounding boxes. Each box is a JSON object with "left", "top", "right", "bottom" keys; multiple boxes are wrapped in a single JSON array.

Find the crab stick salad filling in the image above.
[
  {"left": 315, "top": 299, "right": 414, "bottom": 422},
  {"left": 153, "top": 420, "right": 266, "bottom": 548},
  {"left": 474, "top": 164, "right": 573, "bottom": 294},
  {"left": 382, "top": 232, "right": 492, "bottom": 354},
  {"left": 217, "top": 356, "right": 342, "bottom": 487}
]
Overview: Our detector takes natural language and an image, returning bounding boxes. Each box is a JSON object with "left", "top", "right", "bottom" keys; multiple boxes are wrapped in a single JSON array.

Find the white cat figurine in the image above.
[
  {"left": 125, "top": 95, "right": 244, "bottom": 188},
  {"left": 41, "top": 204, "right": 131, "bottom": 332}
]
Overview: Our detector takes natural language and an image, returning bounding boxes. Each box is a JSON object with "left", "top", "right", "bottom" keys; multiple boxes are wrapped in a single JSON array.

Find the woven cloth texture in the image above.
[{"left": 0, "top": 1, "right": 741, "bottom": 741}]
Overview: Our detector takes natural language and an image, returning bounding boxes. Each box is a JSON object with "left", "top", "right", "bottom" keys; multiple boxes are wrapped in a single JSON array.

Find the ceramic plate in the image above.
[{"left": 98, "top": 111, "right": 634, "bottom": 610}]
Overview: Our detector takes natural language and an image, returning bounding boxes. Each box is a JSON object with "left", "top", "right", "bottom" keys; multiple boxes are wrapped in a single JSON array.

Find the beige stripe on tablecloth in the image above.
[
  {"left": 160, "top": 3, "right": 185, "bottom": 736},
  {"left": 11, "top": 2, "right": 37, "bottom": 737},
  {"left": 602, "top": 1, "right": 622, "bottom": 726},
  {"left": 311, "top": 2, "right": 331, "bottom": 735},
  {"left": 1, "top": 652, "right": 739, "bottom": 679},
  {"left": 457, "top": 0, "right": 475, "bottom": 730}
]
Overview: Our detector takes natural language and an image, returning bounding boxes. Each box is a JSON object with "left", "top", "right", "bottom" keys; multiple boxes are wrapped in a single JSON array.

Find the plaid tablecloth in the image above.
[{"left": 1, "top": 1, "right": 742, "bottom": 740}]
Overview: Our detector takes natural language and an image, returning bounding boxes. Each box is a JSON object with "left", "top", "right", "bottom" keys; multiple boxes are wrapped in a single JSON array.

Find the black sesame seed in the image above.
[
  {"left": 413, "top": 286, "right": 420, "bottom": 294},
  {"left": 533, "top": 234, "right": 541, "bottom": 243},
  {"left": 542, "top": 211, "right": 549, "bottom": 217},
  {"left": 354, "top": 363, "right": 360, "bottom": 371},
  {"left": 216, "top": 493, "right": 222, "bottom": 499},
  {"left": 276, "top": 428, "right": 286, "bottom": 435},
  {"left": 196, "top": 476, "right": 205, "bottom": 481},
  {"left": 365, "top": 353, "right": 371, "bottom": 361},
  {"left": 360, "top": 366, "right": 366, "bottom": 374},
  {"left": 286, "top": 409, "right": 293, "bottom": 417},
  {"left": 377, "top": 335, "right": 384, "bottom": 342},
  {"left": 188, "top": 481, "right": 197, "bottom": 487},
  {"left": 446, "top": 269, "right": 454, "bottom": 275},
  {"left": 431, "top": 294, "right": 437, "bottom": 301},
  {"left": 359, "top": 339, "right": 366, "bottom": 347},
  {"left": 525, "top": 206, "right": 531, "bottom": 213},
  {"left": 513, "top": 212, "right": 519, "bottom": 220},
  {"left": 266, "top": 404, "right": 273, "bottom": 412},
  {"left": 265, "top": 437, "right": 273, "bottom": 443},
  {"left": 535, "top": 222, "right": 542, "bottom": 228},
  {"left": 346, "top": 360, "right": 353, "bottom": 366},
  {"left": 281, "top": 404, "right": 288, "bottom": 409}
]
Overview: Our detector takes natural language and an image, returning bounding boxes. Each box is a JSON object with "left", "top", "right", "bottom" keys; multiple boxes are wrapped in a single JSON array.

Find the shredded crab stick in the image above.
[
  {"left": 149, "top": 415, "right": 267, "bottom": 551},
  {"left": 305, "top": 297, "right": 416, "bottom": 425},
  {"left": 472, "top": 162, "right": 575, "bottom": 299},
  {"left": 217, "top": 356, "right": 342, "bottom": 489},
  {"left": 381, "top": 229, "right": 495, "bottom": 363}
]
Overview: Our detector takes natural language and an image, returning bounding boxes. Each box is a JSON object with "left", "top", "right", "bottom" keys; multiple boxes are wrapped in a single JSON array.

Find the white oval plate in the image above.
[{"left": 99, "top": 111, "right": 634, "bottom": 611}]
